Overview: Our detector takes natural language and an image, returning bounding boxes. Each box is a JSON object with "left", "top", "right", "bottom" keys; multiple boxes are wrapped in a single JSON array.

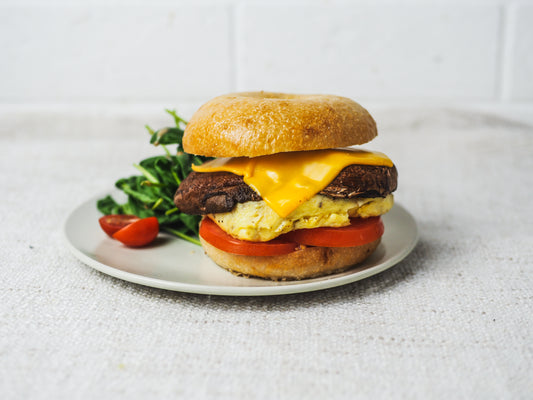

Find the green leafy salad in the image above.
[{"left": 96, "top": 110, "right": 211, "bottom": 245}]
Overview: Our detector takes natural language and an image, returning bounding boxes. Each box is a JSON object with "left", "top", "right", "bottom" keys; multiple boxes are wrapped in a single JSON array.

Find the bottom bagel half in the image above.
[{"left": 200, "top": 236, "right": 381, "bottom": 281}]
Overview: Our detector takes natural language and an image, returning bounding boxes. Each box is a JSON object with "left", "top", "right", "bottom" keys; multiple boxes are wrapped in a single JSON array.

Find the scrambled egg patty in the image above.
[{"left": 209, "top": 194, "right": 394, "bottom": 242}]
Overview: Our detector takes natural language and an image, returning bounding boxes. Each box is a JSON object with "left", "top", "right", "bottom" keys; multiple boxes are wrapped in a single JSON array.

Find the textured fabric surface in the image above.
[{"left": 0, "top": 108, "right": 532, "bottom": 399}]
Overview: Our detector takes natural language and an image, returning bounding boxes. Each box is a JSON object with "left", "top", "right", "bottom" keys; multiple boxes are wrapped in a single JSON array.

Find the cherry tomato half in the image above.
[
  {"left": 99, "top": 214, "right": 140, "bottom": 237},
  {"left": 283, "top": 217, "right": 384, "bottom": 247},
  {"left": 199, "top": 217, "right": 298, "bottom": 256},
  {"left": 112, "top": 217, "right": 159, "bottom": 247}
]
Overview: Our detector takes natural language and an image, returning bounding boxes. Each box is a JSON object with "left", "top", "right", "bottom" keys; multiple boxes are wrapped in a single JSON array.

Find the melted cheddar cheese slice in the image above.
[{"left": 192, "top": 148, "right": 393, "bottom": 217}]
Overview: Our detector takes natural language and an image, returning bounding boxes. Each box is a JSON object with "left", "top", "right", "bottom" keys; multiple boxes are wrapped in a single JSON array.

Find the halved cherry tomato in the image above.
[
  {"left": 199, "top": 217, "right": 298, "bottom": 256},
  {"left": 112, "top": 217, "right": 159, "bottom": 247},
  {"left": 99, "top": 214, "right": 140, "bottom": 237},
  {"left": 283, "top": 217, "right": 384, "bottom": 247}
]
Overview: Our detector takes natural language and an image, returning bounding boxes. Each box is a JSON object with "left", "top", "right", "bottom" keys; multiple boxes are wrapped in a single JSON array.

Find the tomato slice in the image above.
[
  {"left": 99, "top": 214, "right": 140, "bottom": 237},
  {"left": 112, "top": 217, "right": 159, "bottom": 247},
  {"left": 283, "top": 217, "right": 384, "bottom": 247},
  {"left": 199, "top": 216, "right": 384, "bottom": 256},
  {"left": 199, "top": 217, "right": 298, "bottom": 256}
]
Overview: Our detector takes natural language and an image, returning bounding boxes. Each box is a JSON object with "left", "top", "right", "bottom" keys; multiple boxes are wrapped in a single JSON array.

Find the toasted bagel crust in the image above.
[
  {"left": 183, "top": 92, "right": 377, "bottom": 157},
  {"left": 200, "top": 236, "right": 381, "bottom": 280}
]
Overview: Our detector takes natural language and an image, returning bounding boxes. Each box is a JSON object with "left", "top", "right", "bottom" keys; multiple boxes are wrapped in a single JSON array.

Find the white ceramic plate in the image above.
[{"left": 63, "top": 193, "right": 418, "bottom": 296}]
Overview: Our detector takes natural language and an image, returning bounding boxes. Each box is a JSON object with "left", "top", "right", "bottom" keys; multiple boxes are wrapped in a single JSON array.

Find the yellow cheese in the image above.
[{"left": 192, "top": 148, "right": 393, "bottom": 217}]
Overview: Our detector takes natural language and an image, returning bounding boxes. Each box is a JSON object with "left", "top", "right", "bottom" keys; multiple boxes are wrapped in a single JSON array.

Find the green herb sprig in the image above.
[{"left": 96, "top": 109, "right": 211, "bottom": 245}]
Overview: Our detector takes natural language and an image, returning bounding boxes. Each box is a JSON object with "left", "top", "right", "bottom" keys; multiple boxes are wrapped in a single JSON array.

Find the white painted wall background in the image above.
[{"left": 1, "top": 0, "right": 532, "bottom": 113}]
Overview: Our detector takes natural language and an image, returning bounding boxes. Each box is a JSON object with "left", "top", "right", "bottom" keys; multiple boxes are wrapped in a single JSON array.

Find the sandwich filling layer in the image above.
[
  {"left": 209, "top": 194, "right": 394, "bottom": 242},
  {"left": 174, "top": 163, "right": 397, "bottom": 216},
  {"left": 191, "top": 148, "right": 393, "bottom": 217}
]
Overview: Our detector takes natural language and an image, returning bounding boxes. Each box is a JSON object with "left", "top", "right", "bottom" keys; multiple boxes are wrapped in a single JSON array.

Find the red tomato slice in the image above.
[
  {"left": 99, "top": 214, "right": 140, "bottom": 237},
  {"left": 199, "top": 217, "right": 298, "bottom": 256},
  {"left": 283, "top": 217, "right": 384, "bottom": 247},
  {"left": 112, "top": 217, "right": 159, "bottom": 247}
]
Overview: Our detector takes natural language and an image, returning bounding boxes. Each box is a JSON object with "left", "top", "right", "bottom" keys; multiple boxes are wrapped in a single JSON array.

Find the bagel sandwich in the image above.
[{"left": 174, "top": 92, "right": 397, "bottom": 280}]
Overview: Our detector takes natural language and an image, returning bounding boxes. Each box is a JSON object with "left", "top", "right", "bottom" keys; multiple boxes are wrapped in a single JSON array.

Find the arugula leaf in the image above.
[
  {"left": 150, "top": 127, "right": 184, "bottom": 146},
  {"left": 97, "top": 110, "right": 211, "bottom": 244}
]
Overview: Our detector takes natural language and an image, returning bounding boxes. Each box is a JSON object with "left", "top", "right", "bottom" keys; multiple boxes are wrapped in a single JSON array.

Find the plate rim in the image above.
[{"left": 63, "top": 194, "right": 418, "bottom": 296}]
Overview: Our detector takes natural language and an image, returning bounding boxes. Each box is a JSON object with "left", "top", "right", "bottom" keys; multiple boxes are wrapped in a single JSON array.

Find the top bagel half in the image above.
[{"left": 182, "top": 92, "right": 377, "bottom": 157}]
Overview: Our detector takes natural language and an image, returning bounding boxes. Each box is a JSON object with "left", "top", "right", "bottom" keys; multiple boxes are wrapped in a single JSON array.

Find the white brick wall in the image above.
[
  {"left": 238, "top": 4, "right": 501, "bottom": 100},
  {"left": 0, "top": 4, "right": 233, "bottom": 103},
  {"left": 0, "top": 0, "right": 532, "bottom": 108},
  {"left": 504, "top": 3, "right": 533, "bottom": 101}
]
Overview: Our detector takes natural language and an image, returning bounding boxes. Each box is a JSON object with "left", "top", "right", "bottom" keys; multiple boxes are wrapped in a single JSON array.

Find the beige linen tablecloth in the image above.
[{"left": 1, "top": 107, "right": 531, "bottom": 399}]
